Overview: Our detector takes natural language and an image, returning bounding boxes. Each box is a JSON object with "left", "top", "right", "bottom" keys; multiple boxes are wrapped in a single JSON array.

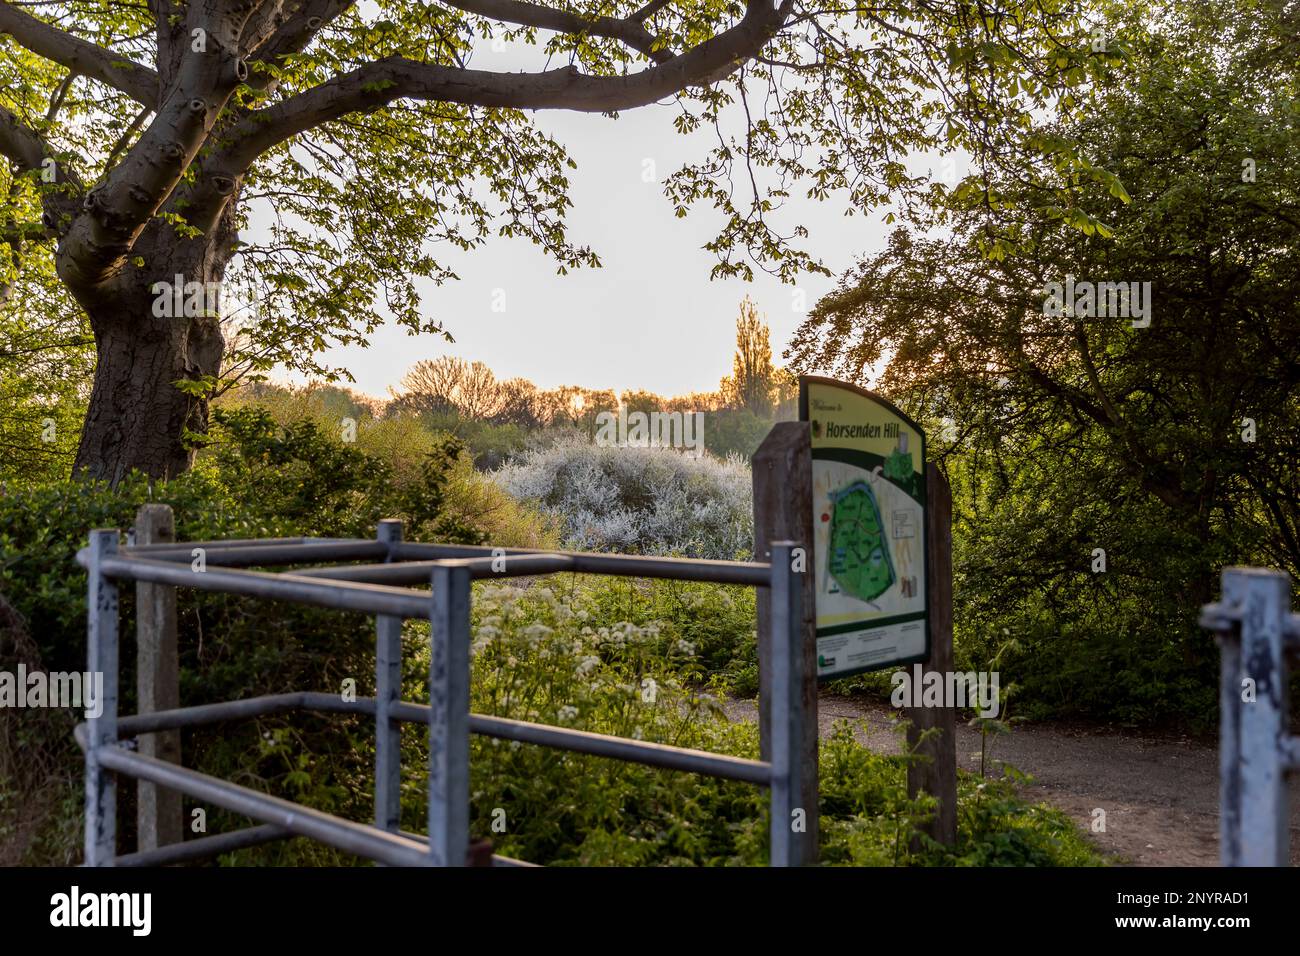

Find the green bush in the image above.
[
  {"left": 571, "top": 576, "right": 757, "bottom": 690},
  {"left": 701, "top": 408, "right": 777, "bottom": 460},
  {"left": 0, "top": 409, "right": 501, "bottom": 864}
]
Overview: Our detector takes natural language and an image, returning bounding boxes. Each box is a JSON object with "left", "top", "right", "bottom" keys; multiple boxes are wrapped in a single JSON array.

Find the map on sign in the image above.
[
  {"left": 802, "top": 376, "right": 929, "bottom": 680},
  {"left": 826, "top": 480, "right": 895, "bottom": 603}
]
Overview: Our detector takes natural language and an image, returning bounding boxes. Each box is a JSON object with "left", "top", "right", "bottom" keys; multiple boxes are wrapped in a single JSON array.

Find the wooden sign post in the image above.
[
  {"left": 134, "top": 503, "right": 182, "bottom": 851},
  {"left": 752, "top": 421, "right": 819, "bottom": 866},
  {"left": 906, "top": 464, "right": 957, "bottom": 847}
]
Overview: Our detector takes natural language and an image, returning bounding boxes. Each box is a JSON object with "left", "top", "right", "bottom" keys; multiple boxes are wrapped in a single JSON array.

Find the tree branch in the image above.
[
  {"left": 239, "top": 0, "right": 291, "bottom": 56},
  {"left": 0, "top": 103, "right": 47, "bottom": 171},
  {"left": 44, "top": 70, "right": 77, "bottom": 122},
  {"left": 173, "top": 0, "right": 788, "bottom": 232},
  {"left": 437, "top": 0, "right": 674, "bottom": 63},
  {"left": 54, "top": 3, "right": 260, "bottom": 290},
  {"left": 0, "top": 102, "right": 85, "bottom": 238},
  {"left": 0, "top": 1, "right": 160, "bottom": 106},
  {"left": 220, "top": 0, "right": 788, "bottom": 173},
  {"left": 59, "top": 0, "right": 789, "bottom": 287},
  {"left": 0, "top": 220, "right": 54, "bottom": 243},
  {"left": 1070, "top": 320, "right": 1186, "bottom": 510},
  {"left": 102, "top": 105, "right": 154, "bottom": 172},
  {"left": 630, "top": 0, "right": 672, "bottom": 23},
  {"left": 244, "top": 0, "right": 355, "bottom": 89}
]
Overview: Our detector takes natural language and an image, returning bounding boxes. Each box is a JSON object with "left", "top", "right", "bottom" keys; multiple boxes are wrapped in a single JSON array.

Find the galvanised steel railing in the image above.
[
  {"left": 1200, "top": 567, "right": 1300, "bottom": 867},
  {"left": 75, "top": 522, "right": 807, "bottom": 867}
]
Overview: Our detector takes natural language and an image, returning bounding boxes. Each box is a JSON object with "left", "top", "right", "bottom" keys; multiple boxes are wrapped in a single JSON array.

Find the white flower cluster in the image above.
[
  {"left": 468, "top": 582, "right": 695, "bottom": 738},
  {"left": 581, "top": 620, "right": 660, "bottom": 648}
]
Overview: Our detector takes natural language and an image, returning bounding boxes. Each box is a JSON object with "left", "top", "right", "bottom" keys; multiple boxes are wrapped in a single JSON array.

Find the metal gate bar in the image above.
[
  {"left": 77, "top": 525, "right": 807, "bottom": 867},
  {"left": 1201, "top": 566, "right": 1300, "bottom": 866},
  {"left": 77, "top": 690, "right": 774, "bottom": 782},
  {"left": 106, "top": 536, "right": 771, "bottom": 585}
]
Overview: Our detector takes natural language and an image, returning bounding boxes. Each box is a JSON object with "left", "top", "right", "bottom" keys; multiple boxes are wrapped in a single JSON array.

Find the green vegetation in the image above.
[
  {"left": 0, "top": 410, "right": 546, "bottom": 864},
  {"left": 12, "top": 0, "right": 1296, "bottom": 868},
  {"left": 0, "top": 406, "right": 1098, "bottom": 866},
  {"left": 406, "top": 580, "right": 1098, "bottom": 866},
  {"left": 788, "top": 0, "right": 1300, "bottom": 730}
]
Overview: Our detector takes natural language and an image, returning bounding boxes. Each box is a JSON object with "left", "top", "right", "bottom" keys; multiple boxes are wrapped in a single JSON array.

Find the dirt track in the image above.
[{"left": 723, "top": 693, "right": 1300, "bottom": 866}]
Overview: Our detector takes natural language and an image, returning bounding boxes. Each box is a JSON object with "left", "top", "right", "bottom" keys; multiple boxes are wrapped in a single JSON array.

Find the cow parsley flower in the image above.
[{"left": 522, "top": 623, "right": 553, "bottom": 646}]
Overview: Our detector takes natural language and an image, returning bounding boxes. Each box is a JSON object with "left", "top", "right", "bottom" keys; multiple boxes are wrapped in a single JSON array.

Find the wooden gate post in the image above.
[
  {"left": 906, "top": 463, "right": 957, "bottom": 846},
  {"left": 753, "top": 421, "right": 818, "bottom": 864},
  {"left": 134, "top": 503, "right": 182, "bottom": 850}
]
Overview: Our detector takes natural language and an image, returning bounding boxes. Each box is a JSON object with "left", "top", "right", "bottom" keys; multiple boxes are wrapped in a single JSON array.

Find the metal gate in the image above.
[
  {"left": 77, "top": 523, "right": 809, "bottom": 866},
  {"left": 1201, "top": 567, "right": 1299, "bottom": 866}
]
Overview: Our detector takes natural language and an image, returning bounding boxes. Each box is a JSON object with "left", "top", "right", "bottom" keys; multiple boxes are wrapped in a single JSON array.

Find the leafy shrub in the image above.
[
  {"left": 944, "top": 452, "right": 1229, "bottom": 730},
  {"left": 571, "top": 576, "right": 758, "bottom": 693},
  {"left": 457, "top": 581, "right": 755, "bottom": 865},
  {"left": 411, "top": 410, "right": 532, "bottom": 471},
  {"left": 700, "top": 408, "right": 778, "bottom": 460},
  {"left": 819, "top": 724, "right": 1100, "bottom": 866},
  {"left": 0, "top": 408, "right": 543, "bottom": 864},
  {"left": 492, "top": 438, "right": 753, "bottom": 560}
]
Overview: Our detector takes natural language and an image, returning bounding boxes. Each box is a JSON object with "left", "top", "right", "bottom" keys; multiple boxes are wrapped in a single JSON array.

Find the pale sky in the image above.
[{"left": 276, "top": 34, "right": 950, "bottom": 401}]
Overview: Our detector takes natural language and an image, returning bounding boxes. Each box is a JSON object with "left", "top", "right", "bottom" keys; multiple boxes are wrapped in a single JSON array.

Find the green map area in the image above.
[
  {"left": 884, "top": 448, "right": 912, "bottom": 483},
  {"left": 826, "top": 480, "right": 895, "bottom": 602}
]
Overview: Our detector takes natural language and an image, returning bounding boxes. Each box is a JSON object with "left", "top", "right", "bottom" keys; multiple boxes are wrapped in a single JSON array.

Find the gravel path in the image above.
[{"left": 722, "top": 692, "right": 1300, "bottom": 866}]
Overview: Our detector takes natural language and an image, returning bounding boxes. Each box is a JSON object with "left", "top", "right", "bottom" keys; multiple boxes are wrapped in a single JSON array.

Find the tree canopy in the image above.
[
  {"left": 787, "top": 0, "right": 1300, "bottom": 717},
  {"left": 0, "top": 0, "right": 1124, "bottom": 480}
]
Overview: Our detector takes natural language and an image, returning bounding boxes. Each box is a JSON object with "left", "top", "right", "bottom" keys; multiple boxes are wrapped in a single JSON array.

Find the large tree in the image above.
[
  {"left": 788, "top": 0, "right": 1300, "bottom": 631},
  {"left": 1, "top": 0, "right": 1111, "bottom": 482}
]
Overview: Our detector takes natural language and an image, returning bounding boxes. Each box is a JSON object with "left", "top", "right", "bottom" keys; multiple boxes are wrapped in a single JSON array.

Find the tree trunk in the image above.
[{"left": 69, "top": 212, "right": 235, "bottom": 484}]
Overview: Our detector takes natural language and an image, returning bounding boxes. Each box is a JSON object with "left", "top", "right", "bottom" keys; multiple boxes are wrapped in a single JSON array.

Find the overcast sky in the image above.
[{"left": 277, "top": 34, "right": 942, "bottom": 401}]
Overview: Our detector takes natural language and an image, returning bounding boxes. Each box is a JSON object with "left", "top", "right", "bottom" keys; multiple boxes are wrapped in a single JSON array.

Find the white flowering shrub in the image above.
[
  {"left": 491, "top": 438, "right": 753, "bottom": 559},
  {"left": 468, "top": 582, "right": 712, "bottom": 725}
]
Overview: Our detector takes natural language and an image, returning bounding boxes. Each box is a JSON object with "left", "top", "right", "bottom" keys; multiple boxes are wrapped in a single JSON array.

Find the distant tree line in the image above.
[{"left": 235, "top": 298, "right": 800, "bottom": 468}]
